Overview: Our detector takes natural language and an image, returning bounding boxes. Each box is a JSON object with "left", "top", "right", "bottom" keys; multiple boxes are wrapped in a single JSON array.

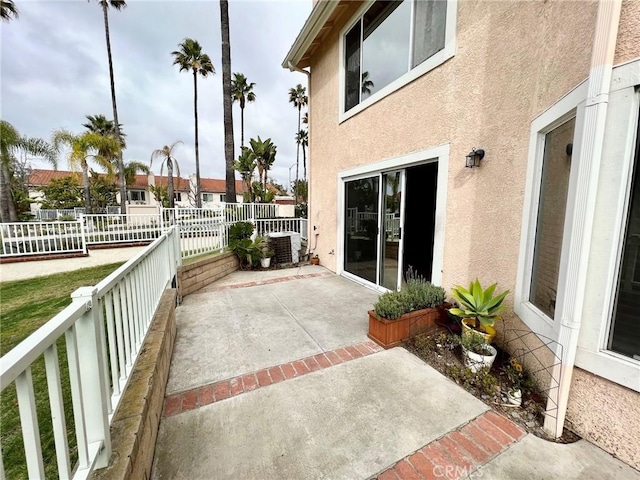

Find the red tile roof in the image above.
[{"left": 28, "top": 169, "right": 244, "bottom": 193}]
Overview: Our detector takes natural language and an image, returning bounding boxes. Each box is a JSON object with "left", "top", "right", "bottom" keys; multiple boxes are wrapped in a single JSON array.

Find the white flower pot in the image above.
[
  {"left": 507, "top": 389, "right": 522, "bottom": 406},
  {"left": 260, "top": 257, "right": 271, "bottom": 268},
  {"left": 462, "top": 344, "right": 497, "bottom": 373}
]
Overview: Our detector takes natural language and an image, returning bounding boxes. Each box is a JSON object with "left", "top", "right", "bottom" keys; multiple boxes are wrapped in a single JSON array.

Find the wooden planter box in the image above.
[{"left": 368, "top": 306, "right": 448, "bottom": 349}]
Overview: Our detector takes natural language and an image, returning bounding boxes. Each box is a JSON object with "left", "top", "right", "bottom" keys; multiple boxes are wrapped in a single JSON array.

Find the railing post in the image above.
[
  {"left": 71, "top": 287, "right": 112, "bottom": 469},
  {"left": 79, "top": 218, "right": 87, "bottom": 255}
]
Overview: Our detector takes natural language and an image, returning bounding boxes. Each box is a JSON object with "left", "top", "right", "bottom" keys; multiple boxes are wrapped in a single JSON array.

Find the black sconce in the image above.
[{"left": 465, "top": 148, "right": 485, "bottom": 168}]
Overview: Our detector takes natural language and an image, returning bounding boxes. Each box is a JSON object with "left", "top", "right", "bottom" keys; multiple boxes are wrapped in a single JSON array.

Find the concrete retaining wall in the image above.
[
  {"left": 177, "top": 251, "right": 239, "bottom": 299},
  {"left": 91, "top": 288, "right": 177, "bottom": 480}
]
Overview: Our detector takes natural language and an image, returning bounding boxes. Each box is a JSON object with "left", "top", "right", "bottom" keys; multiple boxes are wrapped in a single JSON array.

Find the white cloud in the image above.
[{"left": 1, "top": 0, "right": 311, "bottom": 190}]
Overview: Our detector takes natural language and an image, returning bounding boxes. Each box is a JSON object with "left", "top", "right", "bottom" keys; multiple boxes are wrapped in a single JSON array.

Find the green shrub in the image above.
[
  {"left": 374, "top": 291, "right": 411, "bottom": 320},
  {"left": 406, "top": 271, "right": 446, "bottom": 310},
  {"left": 373, "top": 268, "right": 446, "bottom": 320},
  {"left": 229, "top": 221, "right": 254, "bottom": 241}
]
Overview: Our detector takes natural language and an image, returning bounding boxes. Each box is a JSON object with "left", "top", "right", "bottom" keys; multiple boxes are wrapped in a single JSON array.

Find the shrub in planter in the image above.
[{"left": 368, "top": 270, "right": 447, "bottom": 348}]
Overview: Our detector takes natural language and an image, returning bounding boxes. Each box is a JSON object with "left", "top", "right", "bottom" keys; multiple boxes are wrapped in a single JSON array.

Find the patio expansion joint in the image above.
[
  {"left": 201, "top": 271, "right": 334, "bottom": 291},
  {"left": 162, "top": 340, "right": 384, "bottom": 417},
  {"left": 372, "top": 410, "right": 526, "bottom": 480}
]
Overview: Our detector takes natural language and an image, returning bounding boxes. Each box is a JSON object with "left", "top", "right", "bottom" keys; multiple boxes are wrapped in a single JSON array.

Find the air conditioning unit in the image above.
[{"left": 269, "top": 231, "right": 300, "bottom": 264}]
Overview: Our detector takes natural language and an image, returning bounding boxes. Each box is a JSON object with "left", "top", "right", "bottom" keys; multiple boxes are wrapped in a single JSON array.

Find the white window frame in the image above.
[
  {"left": 338, "top": 0, "right": 457, "bottom": 123},
  {"left": 202, "top": 193, "right": 214, "bottom": 203},
  {"left": 515, "top": 81, "right": 588, "bottom": 341},
  {"left": 337, "top": 144, "right": 449, "bottom": 291},
  {"left": 576, "top": 59, "right": 640, "bottom": 392}
]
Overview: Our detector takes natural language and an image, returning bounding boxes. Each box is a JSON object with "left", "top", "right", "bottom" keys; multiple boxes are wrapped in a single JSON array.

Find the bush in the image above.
[
  {"left": 373, "top": 267, "right": 446, "bottom": 320},
  {"left": 374, "top": 291, "right": 411, "bottom": 320},
  {"left": 406, "top": 268, "right": 446, "bottom": 310},
  {"left": 229, "top": 221, "right": 254, "bottom": 241}
]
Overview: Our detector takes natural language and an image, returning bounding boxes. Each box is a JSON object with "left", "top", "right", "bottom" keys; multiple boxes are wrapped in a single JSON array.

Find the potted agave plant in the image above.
[
  {"left": 368, "top": 268, "right": 447, "bottom": 348},
  {"left": 449, "top": 279, "right": 509, "bottom": 345}
]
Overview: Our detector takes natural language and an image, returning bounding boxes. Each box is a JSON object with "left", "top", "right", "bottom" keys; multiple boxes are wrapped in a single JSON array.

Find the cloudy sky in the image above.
[{"left": 1, "top": 0, "right": 311, "bottom": 190}]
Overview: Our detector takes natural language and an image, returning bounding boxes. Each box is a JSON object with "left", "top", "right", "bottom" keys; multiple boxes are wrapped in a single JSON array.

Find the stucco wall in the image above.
[
  {"left": 614, "top": 0, "right": 640, "bottom": 65},
  {"left": 308, "top": 0, "right": 597, "bottom": 286},
  {"left": 304, "top": 0, "right": 640, "bottom": 469},
  {"left": 566, "top": 368, "right": 640, "bottom": 470}
]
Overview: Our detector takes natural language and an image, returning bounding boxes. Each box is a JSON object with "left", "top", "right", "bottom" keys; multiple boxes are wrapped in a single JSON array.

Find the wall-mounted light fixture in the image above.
[{"left": 465, "top": 148, "right": 485, "bottom": 168}]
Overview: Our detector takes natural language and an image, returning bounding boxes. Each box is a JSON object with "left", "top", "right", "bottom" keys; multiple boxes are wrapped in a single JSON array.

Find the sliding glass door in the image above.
[
  {"left": 344, "top": 170, "right": 406, "bottom": 291},
  {"left": 344, "top": 176, "right": 379, "bottom": 284},
  {"left": 380, "top": 171, "right": 405, "bottom": 290}
]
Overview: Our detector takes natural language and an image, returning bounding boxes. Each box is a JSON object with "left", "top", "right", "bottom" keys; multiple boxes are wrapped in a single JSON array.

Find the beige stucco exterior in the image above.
[{"left": 297, "top": 0, "right": 640, "bottom": 470}]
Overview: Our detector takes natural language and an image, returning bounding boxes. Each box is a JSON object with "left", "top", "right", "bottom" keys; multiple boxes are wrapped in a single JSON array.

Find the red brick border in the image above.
[
  {"left": 203, "top": 271, "right": 334, "bottom": 291},
  {"left": 162, "top": 340, "right": 384, "bottom": 417},
  {"left": 374, "top": 410, "right": 526, "bottom": 480}
]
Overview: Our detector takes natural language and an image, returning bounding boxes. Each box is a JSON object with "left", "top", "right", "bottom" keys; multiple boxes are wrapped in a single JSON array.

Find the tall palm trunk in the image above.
[
  {"left": 167, "top": 158, "right": 175, "bottom": 209},
  {"left": 193, "top": 70, "right": 202, "bottom": 208},
  {"left": 82, "top": 163, "right": 92, "bottom": 213},
  {"left": 0, "top": 163, "right": 17, "bottom": 222},
  {"left": 220, "top": 0, "right": 237, "bottom": 203},
  {"left": 302, "top": 142, "right": 307, "bottom": 180},
  {"left": 295, "top": 104, "right": 301, "bottom": 187},
  {"left": 240, "top": 102, "right": 245, "bottom": 148},
  {"left": 102, "top": 3, "right": 126, "bottom": 214}
]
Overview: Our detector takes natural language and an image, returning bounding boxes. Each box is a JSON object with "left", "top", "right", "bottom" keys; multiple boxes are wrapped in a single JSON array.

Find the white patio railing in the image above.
[
  {"left": 256, "top": 218, "right": 308, "bottom": 240},
  {"left": 1, "top": 221, "right": 86, "bottom": 257},
  {"left": 84, "top": 214, "right": 163, "bottom": 245},
  {"left": 1, "top": 206, "right": 308, "bottom": 260},
  {"left": 0, "top": 227, "right": 181, "bottom": 479}
]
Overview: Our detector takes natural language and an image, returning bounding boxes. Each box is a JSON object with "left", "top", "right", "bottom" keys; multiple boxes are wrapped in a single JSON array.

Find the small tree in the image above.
[
  {"left": 39, "top": 176, "right": 84, "bottom": 210},
  {"left": 149, "top": 184, "right": 170, "bottom": 208},
  {"left": 89, "top": 171, "right": 118, "bottom": 210}
]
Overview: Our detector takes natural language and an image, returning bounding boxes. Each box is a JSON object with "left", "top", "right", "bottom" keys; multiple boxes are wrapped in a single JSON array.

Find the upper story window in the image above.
[
  {"left": 341, "top": 0, "right": 455, "bottom": 119},
  {"left": 202, "top": 193, "right": 214, "bottom": 203}
]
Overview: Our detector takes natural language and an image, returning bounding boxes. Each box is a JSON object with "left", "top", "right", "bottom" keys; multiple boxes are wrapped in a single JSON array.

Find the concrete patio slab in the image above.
[
  {"left": 166, "top": 270, "right": 379, "bottom": 394},
  {"left": 475, "top": 433, "right": 640, "bottom": 479},
  {"left": 198, "top": 264, "right": 331, "bottom": 288},
  {"left": 152, "top": 348, "right": 489, "bottom": 480}
]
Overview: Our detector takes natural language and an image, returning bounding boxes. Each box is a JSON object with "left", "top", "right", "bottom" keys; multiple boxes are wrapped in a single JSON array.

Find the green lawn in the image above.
[{"left": 0, "top": 262, "right": 124, "bottom": 479}]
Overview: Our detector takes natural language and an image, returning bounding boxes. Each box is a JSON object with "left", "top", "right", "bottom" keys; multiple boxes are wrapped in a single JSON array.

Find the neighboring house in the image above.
[
  {"left": 283, "top": 0, "right": 640, "bottom": 469},
  {"left": 27, "top": 169, "right": 245, "bottom": 211}
]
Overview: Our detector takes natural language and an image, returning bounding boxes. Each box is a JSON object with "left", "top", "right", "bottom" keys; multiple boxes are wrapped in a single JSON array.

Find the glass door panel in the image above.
[
  {"left": 380, "top": 171, "right": 404, "bottom": 290},
  {"left": 344, "top": 176, "right": 379, "bottom": 284}
]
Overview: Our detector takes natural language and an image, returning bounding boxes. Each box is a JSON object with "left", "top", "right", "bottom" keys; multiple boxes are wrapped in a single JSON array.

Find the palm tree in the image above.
[
  {"left": 150, "top": 141, "right": 182, "bottom": 209},
  {"left": 0, "top": 120, "right": 57, "bottom": 222},
  {"left": 220, "top": 0, "right": 237, "bottom": 204},
  {"left": 1, "top": 0, "right": 18, "bottom": 21},
  {"left": 92, "top": 0, "right": 127, "bottom": 214},
  {"left": 296, "top": 129, "right": 308, "bottom": 180},
  {"left": 361, "top": 71, "right": 374, "bottom": 95},
  {"left": 82, "top": 114, "right": 125, "bottom": 144},
  {"left": 52, "top": 129, "right": 120, "bottom": 213},
  {"left": 249, "top": 136, "right": 277, "bottom": 189},
  {"left": 172, "top": 38, "right": 215, "bottom": 208},
  {"left": 123, "top": 161, "right": 150, "bottom": 187},
  {"left": 288, "top": 84, "right": 308, "bottom": 188},
  {"left": 231, "top": 73, "right": 256, "bottom": 148},
  {"left": 302, "top": 111, "right": 308, "bottom": 125},
  {"left": 83, "top": 114, "right": 126, "bottom": 189},
  {"left": 233, "top": 147, "right": 256, "bottom": 203}
]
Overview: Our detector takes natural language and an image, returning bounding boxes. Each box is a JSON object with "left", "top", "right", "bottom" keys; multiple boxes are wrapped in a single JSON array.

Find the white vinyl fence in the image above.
[
  {"left": 1, "top": 221, "right": 86, "bottom": 257},
  {"left": 1, "top": 205, "right": 308, "bottom": 260},
  {"left": 0, "top": 227, "right": 181, "bottom": 479},
  {"left": 84, "top": 214, "right": 163, "bottom": 245}
]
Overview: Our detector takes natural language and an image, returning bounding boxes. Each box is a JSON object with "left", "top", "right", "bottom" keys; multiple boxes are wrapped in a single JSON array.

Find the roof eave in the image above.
[{"left": 281, "top": 0, "right": 339, "bottom": 70}]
